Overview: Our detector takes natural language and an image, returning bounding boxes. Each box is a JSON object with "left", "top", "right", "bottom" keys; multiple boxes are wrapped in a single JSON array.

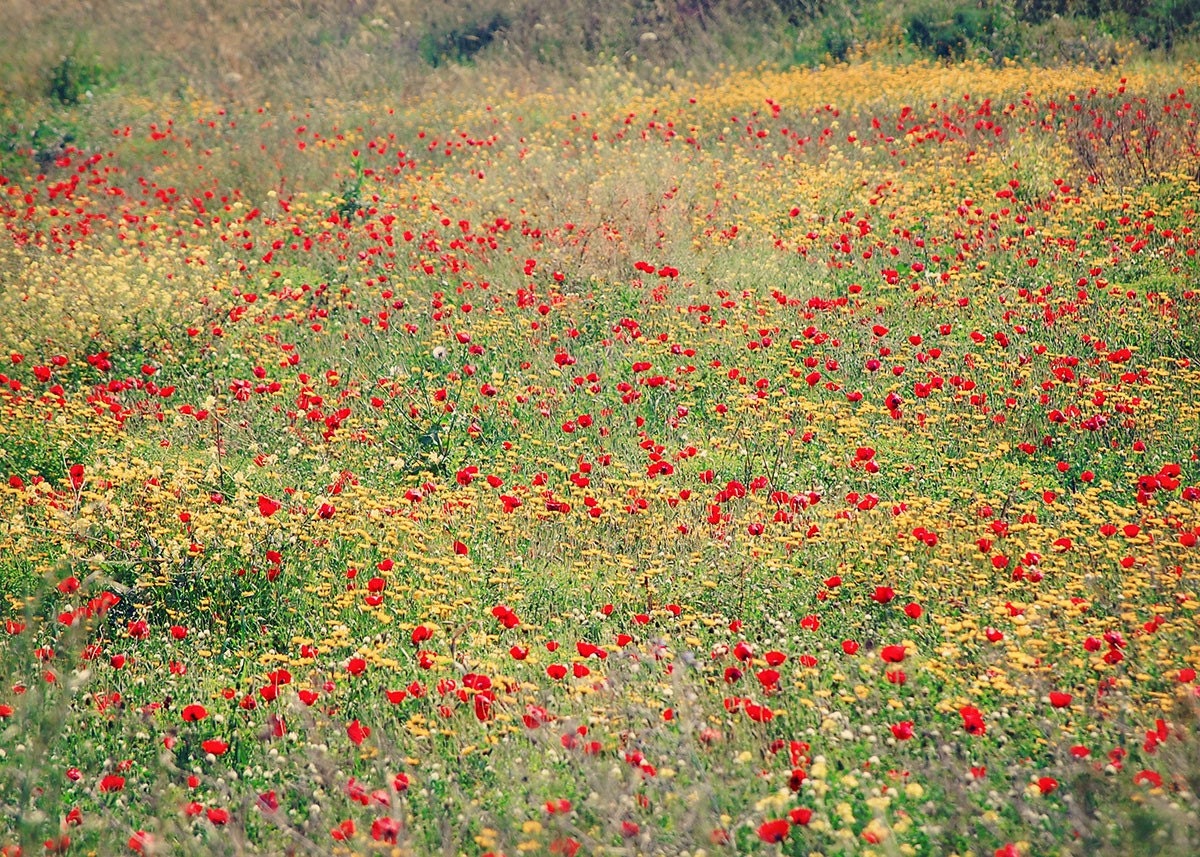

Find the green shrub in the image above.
[
  {"left": 906, "top": 1, "right": 1023, "bottom": 61},
  {"left": 418, "top": 12, "right": 510, "bottom": 67},
  {"left": 906, "top": 2, "right": 970, "bottom": 58},
  {"left": 1134, "top": 0, "right": 1200, "bottom": 49},
  {"left": 45, "top": 52, "right": 107, "bottom": 105}
]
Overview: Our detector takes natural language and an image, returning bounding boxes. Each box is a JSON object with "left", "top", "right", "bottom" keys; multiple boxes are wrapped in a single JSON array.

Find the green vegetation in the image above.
[{"left": 1, "top": 3, "right": 1199, "bottom": 856}]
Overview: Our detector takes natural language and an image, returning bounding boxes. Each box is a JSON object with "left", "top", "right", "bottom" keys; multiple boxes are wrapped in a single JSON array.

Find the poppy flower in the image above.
[
  {"left": 872, "top": 586, "right": 896, "bottom": 603},
  {"left": 346, "top": 720, "right": 371, "bottom": 746},
  {"left": 757, "top": 819, "right": 790, "bottom": 843},
  {"left": 371, "top": 817, "right": 400, "bottom": 843},
  {"left": 181, "top": 704, "right": 207, "bottom": 722},
  {"left": 99, "top": 774, "right": 125, "bottom": 792},
  {"left": 201, "top": 739, "right": 228, "bottom": 756},
  {"left": 330, "top": 820, "right": 356, "bottom": 841},
  {"left": 1133, "top": 770, "right": 1163, "bottom": 787},
  {"left": 128, "top": 831, "right": 152, "bottom": 853},
  {"left": 788, "top": 807, "right": 812, "bottom": 825},
  {"left": 891, "top": 721, "right": 914, "bottom": 740},
  {"left": 960, "top": 706, "right": 986, "bottom": 735},
  {"left": 1048, "top": 691, "right": 1072, "bottom": 708},
  {"left": 744, "top": 701, "right": 773, "bottom": 722}
]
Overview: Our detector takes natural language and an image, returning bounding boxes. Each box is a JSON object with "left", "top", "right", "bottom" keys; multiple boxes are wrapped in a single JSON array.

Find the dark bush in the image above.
[
  {"left": 907, "top": 3, "right": 970, "bottom": 58},
  {"left": 906, "top": 1, "right": 1023, "bottom": 61},
  {"left": 45, "top": 53, "right": 106, "bottom": 105},
  {"left": 418, "top": 13, "right": 510, "bottom": 67}
]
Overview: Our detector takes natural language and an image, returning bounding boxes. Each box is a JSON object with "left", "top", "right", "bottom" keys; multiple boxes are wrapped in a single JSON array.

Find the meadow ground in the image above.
[{"left": 1, "top": 54, "right": 1200, "bottom": 857}]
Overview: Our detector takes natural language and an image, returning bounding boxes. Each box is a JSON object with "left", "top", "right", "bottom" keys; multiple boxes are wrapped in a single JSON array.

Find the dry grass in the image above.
[{"left": 0, "top": 0, "right": 796, "bottom": 106}]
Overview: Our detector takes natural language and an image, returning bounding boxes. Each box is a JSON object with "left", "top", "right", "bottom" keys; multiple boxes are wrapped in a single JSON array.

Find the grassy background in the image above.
[{"left": 2, "top": 0, "right": 1198, "bottom": 106}]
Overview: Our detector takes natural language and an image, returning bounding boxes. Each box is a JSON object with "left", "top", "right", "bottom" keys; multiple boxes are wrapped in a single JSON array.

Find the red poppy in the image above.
[
  {"left": 128, "top": 831, "right": 152, "bottom": 853},
  {"left": 788, "top": 807, "right": 812, "bottom": 825},
  {"left": 891, "top": 721, "right": 914, "bottom": 740},
  {"left": 881, "top": 644, "right": 906, "bottom": 663},
  {"left": 1133, "top": 769, "right": 1163, "bottom": 787},
  {"left": 346, "top": 720, "right": 371, "bottom": 746},
  {"left": 744, "top": 701, "right": 773, "bottom": 722},
  {"left": 757, "top": 819, "right": 790, "bottom": 843},
  {"left": 201, "top": 739, "right": 228, "bottom": 756},
  {"left": 411, "top": 625, "right": 433, "bottom": 645},
  {"left": 1048, "top": 691, "right": 1072, "bottom": 708},
  {"left": 756, "top": 669, "right": 780, "bottom": 688},
  {"left": 371, "top": 817, "right": 400, "bottom": 843},
  {"left": 960, "top": 706, "right": 986, "bottom": 735},
  {"left": 330, "top": 820, "right": 356, "bottom": 841},
  {"left": 181, "top": 704, "right": 207, "bottom": 722}
]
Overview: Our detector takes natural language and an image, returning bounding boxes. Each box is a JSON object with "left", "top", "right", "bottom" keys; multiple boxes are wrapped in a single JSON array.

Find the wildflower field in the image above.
[{"left": 1, "top": 53, "right": 1200, "bottom": 857}]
